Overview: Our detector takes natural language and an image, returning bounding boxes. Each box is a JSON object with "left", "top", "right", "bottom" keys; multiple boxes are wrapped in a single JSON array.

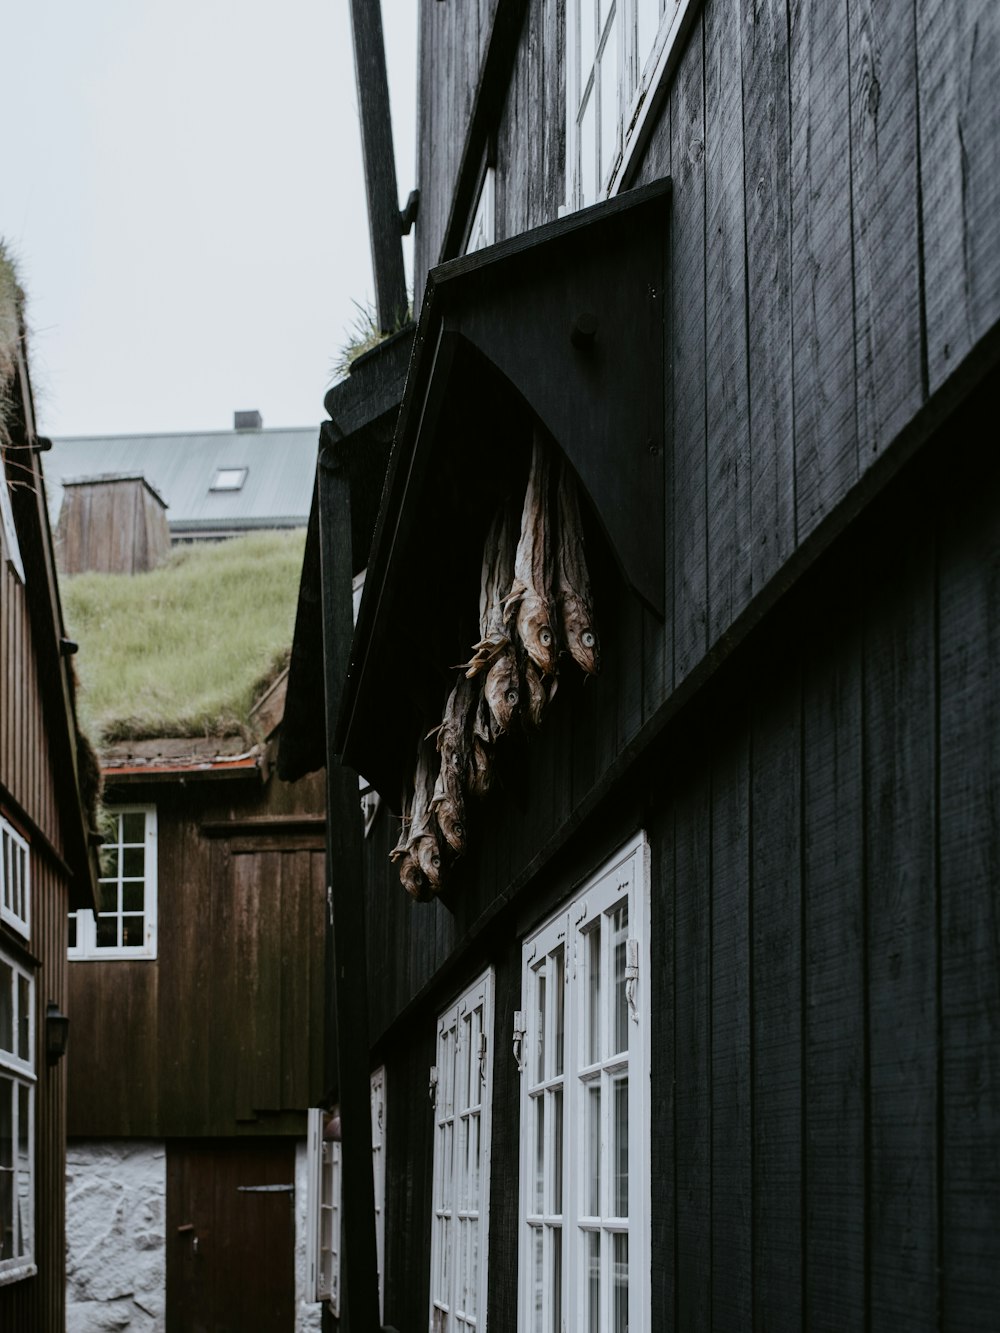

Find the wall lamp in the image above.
[{"left": 46, "top": 1001, "right": 70, "bottom": 1065}]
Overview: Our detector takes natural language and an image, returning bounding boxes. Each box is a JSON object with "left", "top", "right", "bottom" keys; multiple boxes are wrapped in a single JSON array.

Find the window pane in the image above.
[
  {"left": 537, "top": 968, "right": 547, "bottom": 1083},
  {"left": 68, "top": 913, "right": 77, "bottom": 949},
  {"left": 599, "top": 10, "right": 620, "bottom": 187},
  {"left": 17, "top": 975, "right": 29, "bottom": 1062},
  {"left": 613, "top": 1073, "right": 629, "bottom": 1217},
  {"left": 587, "top": 1084, "right": 601, "bottom": 1216},
  {"left": 122, "top": 881, "right": 146, "bottom": 913},
  {"left": 122, "top": 846, "right": 145, "bottom": 878},
  {"left": 588, "top": 925, "right": 601, "bottom": 1064},
  {"left": 553, "top": 947, "right": 565, "bottom": 1076},
  {"left": 533, "top": 1227, "right": 544, "bottom": 1333},
  {"left": 469, "top": 1111, "right": 480, "bottom": 1203},
  {"left": 0, "top": 1078, "right": 11, "bottom": 1169},
  {"left": 99, "top": 845, "right": 118, "bottom": 878},
  {"left": 636, "top": 0, "right": 661, "bottom": 82},
  {"left": 580, "top": 0, "right": 597, "bottom": 91},
  {"left": 121, "top": 812, "right": 145, "bottom": 843},
  {"left": 534, "top": 1094, "right": 545, "bottom": 1213},
  {"left": 0, "top": 962, "right": 12, "bottom": 1053},
  {"left": 551, "top": 1226, "right": 562, "bottom": 1333},
  {"left": 613, "top": 1231, "right": 629, "bottom": 1332},
  {"left": 121, "top": 915, "right": 145, "bottom": 948},
  {"left": 551, "top": 1088, "right": 563, "bottom": 1215},
  {"left": 612, "top": 902, "right": 629, "bottom": 1055},
  {"left": 96, "top": 915, "right": 119, "bottom": 948},
  {"left": 580, "top": 91, "right": 597, "bottom": 208},
  {"left": 16, "top": 1083, "right": 30, "bottom": 1258},
  {"left": 99, "top": 881, "right": 118, "bottom": 913},
  {"left": 587, "top": 1230, "right": 601, "bottom": 1333}
]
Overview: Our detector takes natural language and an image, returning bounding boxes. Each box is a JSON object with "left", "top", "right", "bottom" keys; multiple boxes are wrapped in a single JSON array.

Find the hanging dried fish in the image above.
[
  {"left": 466, "top": 690, "right": 494, "bottom": 798},
  {"left": 429, "top": 675, "right": 475, "bottom": 854},
  {"left": 484, "top": 647, "right": 521, "bottom": 734},
  {"left": 503, "top": 431, "right": 559, "bottom": 675},
  {"left": 464, "top": 502, "right": 518, "bottom": 678},
  {"left": 392, "top": 741, "right": 444, "bottom": 894},
  {"left": 389, "top": 790, "right": 432, "bottom": 902},
  {"left": 554, "top": 458, "right": 600, "bottom": 674}
]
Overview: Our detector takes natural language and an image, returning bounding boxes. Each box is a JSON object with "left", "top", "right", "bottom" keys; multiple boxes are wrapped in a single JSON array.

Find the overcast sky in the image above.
[{"left": 1, "top": 0, "right": 416, "bottom": 438}]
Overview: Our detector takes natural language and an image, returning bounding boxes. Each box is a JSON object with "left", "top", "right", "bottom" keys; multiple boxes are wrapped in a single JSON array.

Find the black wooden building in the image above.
[{"left": 281, "top": 1, "right": 1000, "bottom": 1328}]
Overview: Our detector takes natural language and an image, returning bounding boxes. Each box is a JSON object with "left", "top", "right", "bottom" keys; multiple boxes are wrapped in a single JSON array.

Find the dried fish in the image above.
[
  {"left": 398, "top": 852, "right": 432, "bottom": 902},
  {"left": 503, "top": 431, "right": 559, "bottom": 675},
  {"left": 395, "top": 741, "right": 444, "bottom": 893},
  {"left": 484, "top": 645, "right": 521, "bottom": 734},
  {"left": 465, "top": 502, "right": 518, "bottom": 678},
  {"left": 554, "top": 458, "right": 600, "bottom": 674},
  {"left": 466, "top": 689, "right": 494, "bottom": 799}
]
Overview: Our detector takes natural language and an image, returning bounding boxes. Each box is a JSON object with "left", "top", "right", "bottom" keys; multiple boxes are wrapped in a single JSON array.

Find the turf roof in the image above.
[{"left": 61, "top": 530, "right": 306, "bottom": 746}]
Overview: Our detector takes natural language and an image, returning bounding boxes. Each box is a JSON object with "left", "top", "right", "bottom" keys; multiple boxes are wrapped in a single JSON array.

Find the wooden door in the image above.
[{"left": 167, "top": 1139, "right": 296, "bottom": 1333}]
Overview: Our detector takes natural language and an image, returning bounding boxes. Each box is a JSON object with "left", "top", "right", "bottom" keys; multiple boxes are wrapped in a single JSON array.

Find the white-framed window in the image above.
[
  {"left": 566, "top": 0, "right": 699, "bottom": 209},
  {"left": 0, "top": 448, "right": 25, "bottom": 584},
  {"left": 430, "top": 969, "right": 494, "bottom": 1332},
  {"left": 518, "top": 832, "right": 650, "bottom": 1333},
  {"left": 69, "top": 805, "right": 157, "bottom": 960},
  {"left": 0, "top": 944, "right": 35, "bottom": 1285},
  {"left": 371, "top": 1065, "right": 386, "bottom": 1319},
  {"left": 0, "top": 817, "right": 30, "bottom": 940},
  {"left": 307, "top": 1066, "right": 387, "bottom": 1319},
  {"left": 306, "top": 1106, "right": 342, "bottom": 1314},
  {"left": 466, "top": 167, "right": 496, "bottom": 254}
]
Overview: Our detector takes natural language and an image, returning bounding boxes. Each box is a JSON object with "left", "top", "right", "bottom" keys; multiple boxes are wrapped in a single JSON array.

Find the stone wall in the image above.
[
  {"left": 66, "top": 1141, "right": 167, "bottom": 1333},
  {"left": 66, "top": 1140, "right": 322, "bottom": 1331}
]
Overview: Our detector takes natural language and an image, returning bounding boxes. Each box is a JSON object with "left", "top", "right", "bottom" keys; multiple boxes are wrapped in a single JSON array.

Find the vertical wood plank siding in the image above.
[
  {"left": 369, "top": 1, "right": 1000, "bottom": 1327},
  {"left": 65, "top": 774, "right": 327, "bottom": 1139}
]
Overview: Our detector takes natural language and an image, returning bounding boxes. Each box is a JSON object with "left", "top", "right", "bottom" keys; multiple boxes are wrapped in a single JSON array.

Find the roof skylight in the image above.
[{"left": 210, "top": 467, "right": 247, "bottom": 492}]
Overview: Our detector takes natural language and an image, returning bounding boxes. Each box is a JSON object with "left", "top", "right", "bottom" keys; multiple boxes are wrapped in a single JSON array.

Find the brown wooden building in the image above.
[
  {"left": 282, "top": 1, "right": 1000, "bottom": 1330},
  {"left": 64, "top": 685, "right": 329, "bottom": 1329},
  {"left": 0, "top": 257, "right": 99, "bottom": 1331}
]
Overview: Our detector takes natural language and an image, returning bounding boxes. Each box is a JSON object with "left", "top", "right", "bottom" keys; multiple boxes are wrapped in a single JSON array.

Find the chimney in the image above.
[{"left": 234, "top": 410, "right": 263, "bottom": 431}]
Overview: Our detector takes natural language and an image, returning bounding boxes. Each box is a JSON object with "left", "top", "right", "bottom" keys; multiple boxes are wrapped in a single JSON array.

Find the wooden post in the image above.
[
  {"left": 317, "top": 426, "right": 381, "bottom": 1332},
  {"left": 348, "top": 0, "right": 408, "bottom": 333}
]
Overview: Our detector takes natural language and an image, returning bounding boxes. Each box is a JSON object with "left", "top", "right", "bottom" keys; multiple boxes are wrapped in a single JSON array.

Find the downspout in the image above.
[
  {"left": 348, "top": 0, "right": 409, "bottom": 333},
  {"left": 317, "top": 425, "right": 382, "bottom": 1332}
]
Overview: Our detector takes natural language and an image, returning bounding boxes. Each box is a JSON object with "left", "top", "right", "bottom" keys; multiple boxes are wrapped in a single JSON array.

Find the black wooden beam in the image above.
[
  {"left": 349, "top": 0, "right": 408, "bottom": 332},
  {"left": 317, "top": 425, "right": 381, "bottom": 1332}
]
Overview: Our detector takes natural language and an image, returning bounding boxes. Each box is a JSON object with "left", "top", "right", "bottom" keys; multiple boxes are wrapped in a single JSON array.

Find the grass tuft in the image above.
[
  {"left": 61, "top": 530, "right": 306, "bottom": 745},
  {"left": 331, "top": 298, "right": 413, "bottom": 383}
]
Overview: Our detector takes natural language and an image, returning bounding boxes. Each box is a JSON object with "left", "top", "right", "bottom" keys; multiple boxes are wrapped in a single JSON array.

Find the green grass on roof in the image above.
[{"left": 61, "top": 531, "right": 306, "bottom": 745}]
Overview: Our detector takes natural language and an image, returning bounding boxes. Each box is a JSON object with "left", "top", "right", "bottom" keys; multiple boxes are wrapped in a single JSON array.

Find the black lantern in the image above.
[{"left": 46, "top": 1001, "right": 70, "bottom": 1065}]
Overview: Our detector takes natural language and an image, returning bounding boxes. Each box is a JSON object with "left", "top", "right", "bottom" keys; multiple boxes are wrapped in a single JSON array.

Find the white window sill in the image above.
[{"left": 0, "top": 1261, "right": 38, "bottom": 1286}]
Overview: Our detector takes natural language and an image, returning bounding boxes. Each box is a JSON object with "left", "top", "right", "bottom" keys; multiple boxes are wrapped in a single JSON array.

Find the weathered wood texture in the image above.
[
  {"left": 414, "top": 0, "right": 499, "bottom": 307},
  {"left": 55, "top": 476, "right": 170, "bottom": 575},
  {"left": 365, "top": 404, "right": 1000, "bottom": 1329},
  {"left": 66, "top": 769, "right": 327, "bottom": 1139}
]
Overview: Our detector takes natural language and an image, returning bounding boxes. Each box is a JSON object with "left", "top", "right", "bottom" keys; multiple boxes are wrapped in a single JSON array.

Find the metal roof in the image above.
[{"left": 44, "top": 426, "right": 319, "bottom": 533}]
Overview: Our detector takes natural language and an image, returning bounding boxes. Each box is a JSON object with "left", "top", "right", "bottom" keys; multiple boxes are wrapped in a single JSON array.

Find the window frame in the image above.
[
  {"left": 0, "top": 816, "right": 30, "bottom": 941},
  {"left": 0, "top": 447, "right": 25, "bottom": 584},
  {"left": 69, "top": 804, "right": 158, "bottom": 961},
  {"left": 517, "top": 831, "right": 651, "bottom": 1333},
  {"left": 209, "top": 466, "right": 248, "bottom": 492},
  {"left": 566, "top": 0, "right": 701, "bottom": 211},
  {"left": 306, "top": 1106, "right": 342, "bottom": 1314},
  {"left": 429, "top": 968, "right": 495, "bottom": 1332},
  {"left": 0, "top": 942, "right": 36, "bottom": 1285},
  {"left": 371, "top": 1065, "right": 387, "bottom": 1320}
]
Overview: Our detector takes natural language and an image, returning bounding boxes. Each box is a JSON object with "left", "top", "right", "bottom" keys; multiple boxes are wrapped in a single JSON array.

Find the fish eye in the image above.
[
  {"left": 432, "top": 855, "right": 441, "bottom": 868},
  {"left": 452, "top": 752, "right": 461, "bottom": 768},
  {"left": 540, "top": 629, "right": 552, "bottom": 646},
  {"left": 582, "top": 631, "right": 596, "bottom": 647},
  {"left": 454, "top": 821, "right": 463, "bottom": 834},
  {"left": 506, "top": 689, "right": 518, "bottom": 705}
]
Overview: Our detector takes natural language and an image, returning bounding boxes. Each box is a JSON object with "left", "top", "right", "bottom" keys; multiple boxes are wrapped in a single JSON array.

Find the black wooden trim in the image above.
[
  {"left": 199, "top": 816, "right": 326, "bottom": 838},
  {"left": 348, "top": 0, "right": 408, "bottom": 331}
]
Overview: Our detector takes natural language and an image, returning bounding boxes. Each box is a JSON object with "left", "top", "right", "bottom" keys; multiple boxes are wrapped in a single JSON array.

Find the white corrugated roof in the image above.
[{"left": 44, "top": 426, "right": 319, "bottom": 533}]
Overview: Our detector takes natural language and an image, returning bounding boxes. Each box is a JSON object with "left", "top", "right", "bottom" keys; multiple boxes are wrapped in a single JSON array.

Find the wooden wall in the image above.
[
  {"left": 66, "top": 769, "right": 328, "bottom": 1139},
  {"left": 369, "top": 389, "right": 1000, "bottom": 1332},
  {"left": 56, "top": 477, "right": 171, "bottom": 575}
]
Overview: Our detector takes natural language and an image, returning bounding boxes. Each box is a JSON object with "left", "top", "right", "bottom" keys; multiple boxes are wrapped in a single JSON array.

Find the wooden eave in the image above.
[
  {"left": 336, "top": 178, "right": 671, "bottom": 805},
  {"left": 8, "top": 340, "right": 99, "bottom": 912},
  {"left": 278, "top": 327, "right": 415, "bottom": 783}
]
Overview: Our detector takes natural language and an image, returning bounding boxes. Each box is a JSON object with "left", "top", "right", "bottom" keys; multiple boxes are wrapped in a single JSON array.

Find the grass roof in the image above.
[{"left": 61, "top": 530, "right": 306, "bottom": 746}]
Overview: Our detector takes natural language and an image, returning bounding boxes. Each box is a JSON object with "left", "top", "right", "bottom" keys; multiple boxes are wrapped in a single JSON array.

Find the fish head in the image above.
[
  {"left": 517, "top": 594, "right": 559, "bottom": 674},
  {"left": 414, "top": 833, "right": 444, "bottom": 889},
  {"left": 399, "top": 854, "right": 432, "bottom": 902},
  {"left": 485, "top": 650, "right": 521, "bottom": 732},
  {"left": 562, "top": 595, "right": 600, "bottom": 674},
  {"left": 467, "top": 737, "right": 493, "bottom": 799},
  {"left": 433, "top": 793, "right": 466, "bottom": 854}
]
